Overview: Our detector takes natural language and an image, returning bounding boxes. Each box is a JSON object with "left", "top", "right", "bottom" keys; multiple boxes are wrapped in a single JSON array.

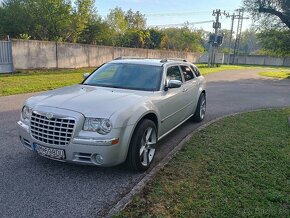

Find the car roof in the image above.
[{"left": 109, "top": 58, "right": 193, "bottom": 67}]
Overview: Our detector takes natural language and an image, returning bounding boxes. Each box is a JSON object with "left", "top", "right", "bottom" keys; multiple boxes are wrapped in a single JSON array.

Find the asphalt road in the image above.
[{"left": 1, "top": 69, "right": 290, "bottom": 217}]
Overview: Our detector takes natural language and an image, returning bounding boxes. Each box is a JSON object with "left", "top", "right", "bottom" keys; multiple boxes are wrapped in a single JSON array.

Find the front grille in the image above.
[{"left": 30, "top": 111, "right": 75, "bottom": 146}]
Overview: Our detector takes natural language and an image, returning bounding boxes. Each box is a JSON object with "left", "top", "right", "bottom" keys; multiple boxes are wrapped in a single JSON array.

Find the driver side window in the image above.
[{"left": 167, "top": 66, "right": 182, "bottom": 82}]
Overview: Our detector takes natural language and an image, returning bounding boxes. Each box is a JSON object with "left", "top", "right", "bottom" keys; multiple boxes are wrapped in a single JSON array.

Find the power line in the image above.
[
  {"left": 145, "top": 11, "right": 213, "bottom": 17},
  {"left": 147, "top": 20, "right": 214, "bottom": 28}
]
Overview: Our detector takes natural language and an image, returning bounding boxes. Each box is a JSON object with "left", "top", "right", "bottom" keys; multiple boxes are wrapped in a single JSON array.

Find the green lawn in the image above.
[
  {"left": 116, "top": 108, "right": 290, "bottom": 218},
  {"left": 196, "top": 64, "right": 245, "bottom": 75},
  {"left": 0, "top": 68, "right": 95, "bottom": 96},
  {"left": 0, "top": 65, "right": 250, "bottom": 96},
  {"left": 0, "top": 64, "right": 289, "bottom": 96},
  {"left": 259, "top": 71, "right": 290, "bottom": 79}
]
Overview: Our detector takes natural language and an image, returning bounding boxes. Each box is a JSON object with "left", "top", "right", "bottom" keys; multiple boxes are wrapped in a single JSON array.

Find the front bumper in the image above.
[{"left": 17, "top": 120, "right": 131, "bottom": 167}]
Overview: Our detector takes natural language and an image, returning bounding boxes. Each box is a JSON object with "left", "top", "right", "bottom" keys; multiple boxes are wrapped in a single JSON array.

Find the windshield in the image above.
[{"left": 83, "top": 63, "right": 163, "bottom": 91}]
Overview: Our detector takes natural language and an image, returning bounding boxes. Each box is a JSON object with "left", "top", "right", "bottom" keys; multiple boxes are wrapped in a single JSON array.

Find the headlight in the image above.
[
  {"left": 83, "top": 118, "right": 112, "bottom": 134},
  {"left": 22, "top": 105, "right": 32, "bottom": 120}
]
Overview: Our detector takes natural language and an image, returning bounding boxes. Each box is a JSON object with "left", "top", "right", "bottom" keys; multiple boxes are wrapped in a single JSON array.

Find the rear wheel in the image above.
[
  {"left": 193, "top": 93, "right": 206, "bottom": 122},
  {"left": 126, "top": 119, "right": 157, "bottom": 171}
]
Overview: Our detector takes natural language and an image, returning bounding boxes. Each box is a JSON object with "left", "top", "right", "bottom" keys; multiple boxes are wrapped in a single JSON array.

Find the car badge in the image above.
[{"left": 46, "top": 112, "right": 54, "bottom": 119}]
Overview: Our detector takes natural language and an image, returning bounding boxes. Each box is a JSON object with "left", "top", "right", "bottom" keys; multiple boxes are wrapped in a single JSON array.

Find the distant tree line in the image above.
[
  {"left": 0, "top": 0, "right": 204, "bottom": 53},
  {"left": 0, "top": 0, "right": 289, "bottom": 56}
]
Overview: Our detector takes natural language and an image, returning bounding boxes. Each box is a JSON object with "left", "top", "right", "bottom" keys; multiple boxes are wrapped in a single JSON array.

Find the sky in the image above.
[{"left": 96, "top": 0, "right": 253, "bottom": 32}]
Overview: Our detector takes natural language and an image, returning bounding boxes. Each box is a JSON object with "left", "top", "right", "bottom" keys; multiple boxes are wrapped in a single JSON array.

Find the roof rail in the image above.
[
  {"left": 114, "top": 56, "right": 146, "bottom": 60},
  {"left": 160, "top": 58, "right": 188, "bottom": 63}
]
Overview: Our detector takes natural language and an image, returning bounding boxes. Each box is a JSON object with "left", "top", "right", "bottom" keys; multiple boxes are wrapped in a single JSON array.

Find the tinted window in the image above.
[
  {"left": 180, "top": 65, "right": 195, "bottom": 81},
  {"left": 83, "top": 63, "right": 163, "bottom": 91},
  {"left": 167, "top": 66, "right": 182, "bottom": 82},
  {"left": 190, "top": 65, "right": 201, "bottom": 77}
]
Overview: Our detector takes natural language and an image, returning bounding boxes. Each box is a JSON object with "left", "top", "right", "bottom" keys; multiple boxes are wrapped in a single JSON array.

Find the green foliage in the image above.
[
  {"left": 117, "top": 29, "right": 150, "bottom": 48},
  {"left": 257, "top": 30, "right": 290, "bottom": 56},
  {"left": 259, "top": 71, "right": 290, "bottom": 79},
  {"left": 0, "top": 1, "right": 205, "bottom": 52},
  {"left": 0, "top": 0, "right": 95, "bottom": 42},
  {"left": 243, "top": 0, "right": 290, "bottom": 29},
  {"left": 125, "top": 9, "right": 146, "bottom": 29},
  {"left": 106, "top": 7, "right": 128, "bottom": 35},
  {"left": 147, "top": 28, "right": 164, "bottom": 49},
  {"left": 18, "top": 33, "right": 31, "bottom": 40},
  {"left": 117, "top": 108, "right": 290, "bottom": 217},
  {"left": 160, "top": 27, "right": 204, "bottom": 52},
  {"left": 80, "top": 18, "right": 113, "bottom": 45}
]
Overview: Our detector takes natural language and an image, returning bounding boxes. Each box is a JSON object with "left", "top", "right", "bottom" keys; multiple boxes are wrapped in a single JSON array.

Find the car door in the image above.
[
  {"left": 157, "top": 65, "right": 189, "bottom": 137},
  {"left": 179, "top": 65, "right": 199, "bottom": 119}
]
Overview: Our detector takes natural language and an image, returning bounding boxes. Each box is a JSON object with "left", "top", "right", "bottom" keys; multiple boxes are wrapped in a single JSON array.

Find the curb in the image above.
[
  {"left": 104, "top": 107, "right": 290, "bottom": 218},
  {"left": 104, "top": 107, "right": 289, "bottom": 217}
]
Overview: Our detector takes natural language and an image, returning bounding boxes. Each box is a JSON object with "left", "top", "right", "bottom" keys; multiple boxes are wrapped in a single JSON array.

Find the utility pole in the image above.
[
  {"left": 232, "top": 9, "right": 249, "bottom": 64},
  {"left": 208, "top": 9, "right": 228, "bottom": 67},
  {"left": 227, "top": 13, "right": 235, "bottom": 65}
]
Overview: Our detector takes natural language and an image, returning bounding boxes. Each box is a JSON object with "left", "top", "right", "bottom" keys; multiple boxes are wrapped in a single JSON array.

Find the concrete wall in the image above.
[
  {"left": 12, "top": 39, "right": 201, "bottom": 69},
  {"left": 223, "top": 54, "right": 290, "bottom": 67},
  {"left": 199, "top": 53, "right": 290, "bottom": 67}
]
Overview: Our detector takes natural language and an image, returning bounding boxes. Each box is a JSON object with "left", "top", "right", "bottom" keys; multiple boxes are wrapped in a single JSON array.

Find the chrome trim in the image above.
[
  {"left": 32, "top": 110, "right": 74, "bottom": 120},
  {"left": 30, "top": 111, "right": 76, "bottom": 146},
  {"left": 17, "top": 121, "right": 29, "bottom": 133},
  {"left": 72, "top": 137, "right": 119, "bottom": 146}
]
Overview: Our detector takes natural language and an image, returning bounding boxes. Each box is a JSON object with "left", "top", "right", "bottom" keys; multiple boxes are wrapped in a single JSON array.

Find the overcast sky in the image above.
[{"left": 96, "top": 0, "right": 253, "bottom": 32}]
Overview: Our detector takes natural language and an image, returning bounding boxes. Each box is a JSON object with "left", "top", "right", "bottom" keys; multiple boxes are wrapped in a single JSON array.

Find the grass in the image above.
[
  {"left": 0, "top": 68, "right": 95, "bottom": 96},
  {"left": 1, "top": 64, "right": 289, "bottom": 96},
  {"left": 116, "top": 108, "right": 290, "bottom": 218},
  {"left": 259, "top": 71, "right": 290, "bottom": 79},
  {"left": 196, "top": 64, "right": 245, "bottom": 75},
  {"left": 0, "top": 65, "right": 249, "bottom": 96}
]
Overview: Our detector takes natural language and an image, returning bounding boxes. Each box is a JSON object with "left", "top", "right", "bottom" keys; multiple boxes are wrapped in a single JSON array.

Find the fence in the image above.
[
  {"left": 0, "top": 41, "right": 13, "bottom": 73},
  {"left": 199, "top": 53, "right": 290, "bottom": 67},
  {"left": 12, "top": 40, "right": 201, "bottom": 70}
]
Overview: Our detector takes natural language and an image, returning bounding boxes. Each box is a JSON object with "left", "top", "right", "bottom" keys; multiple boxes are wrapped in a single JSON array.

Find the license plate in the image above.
[{"left": 34, "top": 144, "right": 65, "bottom": 160}]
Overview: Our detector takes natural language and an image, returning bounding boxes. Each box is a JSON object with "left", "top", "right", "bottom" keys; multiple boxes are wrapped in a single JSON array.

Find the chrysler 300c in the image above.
[{"left": 17, "top": 58, "right": 206, "bottom": 171}]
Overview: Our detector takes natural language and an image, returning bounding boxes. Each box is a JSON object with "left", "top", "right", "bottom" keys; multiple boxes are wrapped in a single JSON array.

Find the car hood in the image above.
[{"left": 26, "top": 85, "right": 150, "bottom": 118}]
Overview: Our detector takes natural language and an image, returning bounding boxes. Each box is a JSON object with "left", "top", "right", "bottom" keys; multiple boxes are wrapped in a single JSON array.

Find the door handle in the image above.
[{"left": 182, "top": 88, "right": 188, "bottom": 92}]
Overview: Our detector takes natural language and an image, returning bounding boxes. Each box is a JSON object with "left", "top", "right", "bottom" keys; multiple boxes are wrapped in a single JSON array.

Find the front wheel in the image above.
[
  {"left": 192, "top": 93, "right": 206, "bottom": 122},
  {"left": 126, "top": 119, "right": 157, "bottom": 172}
]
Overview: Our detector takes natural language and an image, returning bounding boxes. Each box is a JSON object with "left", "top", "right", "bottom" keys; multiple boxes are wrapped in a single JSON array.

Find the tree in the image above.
[
  {"left": 71, "top": 0, "right": 96, "bottom": 42},
  {"left": 80, "top": 18, "right": 114, "bottom": 45},
  {"left": 125, "top": 9, "right": 146, "bottom": 29},
  {"left": 26, "top": 0, "right": 74, "bottom": 41},
  {"left": 243, "top": 0, "right": 290, "bottom": 29},
  {"left": 239, "top": 29, "right": 259, "bottom": 54},
  {"left": 147, "top": 28, "right": 164, "bottom": 49},
  {"left": 106, "top": 7, "right": 128, "bottom": 34},
  {"left": 160, "top": 27, "right": 204, "bottom": 52},
  {"left": 257, "top": 29, "right": 290, "bottom": 56},
  {"left": 0, "top": 0, "right": 32, "bottom": 38},
  {"left": 117, "top": 29, "right": 150, "bottom": 48}
]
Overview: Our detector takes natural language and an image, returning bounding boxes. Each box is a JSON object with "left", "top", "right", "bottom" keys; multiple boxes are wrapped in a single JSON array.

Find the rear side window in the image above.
[
  {"left": 180, "top": 65, "right": 195, "bottom": 81},
  {"left": 190, "top": 65, "right": 201, "bottom": 77}
]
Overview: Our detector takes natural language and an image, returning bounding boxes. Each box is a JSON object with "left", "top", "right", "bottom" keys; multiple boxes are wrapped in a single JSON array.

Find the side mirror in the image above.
[
  {"left": 83, "top": 73, "right": 90, "bottom": 79},
  {"left": 165, "top": 80, "right": 182, "bottom": 90}
]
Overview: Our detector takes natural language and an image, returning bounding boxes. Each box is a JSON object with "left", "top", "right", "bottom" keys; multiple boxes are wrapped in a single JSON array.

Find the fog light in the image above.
[{"left": 95, "top": 154, "right": 104, "bottom": 165}]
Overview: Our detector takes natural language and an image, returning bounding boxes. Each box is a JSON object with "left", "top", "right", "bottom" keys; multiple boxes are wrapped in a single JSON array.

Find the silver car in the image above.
[{"left": 17, "top": 58, "right": 206, "bottom": 171}]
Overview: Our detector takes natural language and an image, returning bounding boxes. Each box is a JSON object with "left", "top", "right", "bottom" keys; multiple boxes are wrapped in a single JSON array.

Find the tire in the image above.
[
  {"left": 192, "top": 93, "right": 206, "bottom": 122},
  {"left": 126, "top": 119, "right": 157, "bottom": 172}
]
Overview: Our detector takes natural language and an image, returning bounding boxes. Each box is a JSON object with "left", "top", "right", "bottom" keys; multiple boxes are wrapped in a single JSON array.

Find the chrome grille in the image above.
[{"left": 30, "top": 111, "right": 75, "bottom": 146}]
